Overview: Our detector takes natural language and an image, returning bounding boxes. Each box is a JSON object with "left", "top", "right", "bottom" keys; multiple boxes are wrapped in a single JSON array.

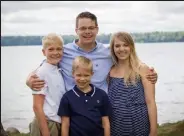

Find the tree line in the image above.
[{"left": 1, "top": 31, "right": 184, "bottom": 46}]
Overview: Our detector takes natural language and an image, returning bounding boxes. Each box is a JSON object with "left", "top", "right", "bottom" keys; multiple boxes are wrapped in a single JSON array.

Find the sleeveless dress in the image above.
[{"left": 108, "top": 77, "right": 150, "bottom": 136}]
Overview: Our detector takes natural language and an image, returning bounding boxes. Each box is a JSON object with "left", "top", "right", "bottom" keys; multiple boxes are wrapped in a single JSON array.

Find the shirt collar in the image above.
[
  {"left": 72, "top": 39, "right": 99, "bottom": 53},
  {"left": 72, "top": 84, "right": 96, "bottom": 97},
  {"left": 43, "top": 61, "right": 58, "bottom": 71}
]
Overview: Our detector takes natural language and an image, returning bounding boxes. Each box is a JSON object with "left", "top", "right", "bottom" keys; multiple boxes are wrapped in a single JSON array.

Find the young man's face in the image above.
[
  {"left": 42, "top": 44, "right": 63, "bottom": 65},
  {"left": 75, "top": 18, "right": 98, "bottom": 45},
  {"left": 73, "top": 66, "right": 93, "bottom": 91}
]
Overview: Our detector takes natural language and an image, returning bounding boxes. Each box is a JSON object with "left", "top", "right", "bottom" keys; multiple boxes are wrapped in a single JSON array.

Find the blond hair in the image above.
[
  {"left": 42, "top": 33, "right": 64, "bottom": 49},
  {"left": 110, "top": 31, "right": 141, "bottom": 86},
  {"left": 72, "top": 56, "right": 93, "bottom": 73}
]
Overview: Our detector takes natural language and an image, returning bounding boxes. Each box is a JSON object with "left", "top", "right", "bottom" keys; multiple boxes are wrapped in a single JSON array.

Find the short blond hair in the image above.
[
  {"left": 42, "top": 33, "right": 64, "bottom": 49},
  {"left": 72, "top": 56, "right": 93, "bottom": 72}
]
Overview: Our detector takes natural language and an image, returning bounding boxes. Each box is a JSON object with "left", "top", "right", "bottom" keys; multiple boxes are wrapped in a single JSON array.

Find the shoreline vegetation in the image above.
[
  {"left": 1, "top": 31, "right": 184, "bottom": 46},
  {"left": 1, "top": 120, "right": 184, "bottom": 136}
]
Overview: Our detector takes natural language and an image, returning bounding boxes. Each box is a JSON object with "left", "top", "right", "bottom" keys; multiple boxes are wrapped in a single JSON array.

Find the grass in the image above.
[
  {"left": 158, "top": 120, "right": 184, "bottom": 136},
  {"left": 8, "top": 120, "right": 184, "bottom": 136}
]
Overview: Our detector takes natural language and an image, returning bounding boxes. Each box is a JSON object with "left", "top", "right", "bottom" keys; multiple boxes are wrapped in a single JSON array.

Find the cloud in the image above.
[{"left": 1, "top": 1, "right": 184, "bottom": 36}]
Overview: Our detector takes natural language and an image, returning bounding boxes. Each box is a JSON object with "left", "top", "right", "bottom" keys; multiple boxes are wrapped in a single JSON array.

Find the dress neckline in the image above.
[{"left": 109, "top": 76, "right": 124, "bottom": 79}]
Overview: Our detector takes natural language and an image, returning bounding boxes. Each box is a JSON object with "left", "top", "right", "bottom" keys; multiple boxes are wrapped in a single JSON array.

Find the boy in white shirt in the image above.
[{"left": 29, "top": 33, "right": 66, "bottom": 136}]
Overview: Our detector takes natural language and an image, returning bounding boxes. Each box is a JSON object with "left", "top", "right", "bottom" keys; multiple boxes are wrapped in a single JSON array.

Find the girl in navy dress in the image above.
[{"left": 108, "top": 32, "right": 157, "bottom": 136}]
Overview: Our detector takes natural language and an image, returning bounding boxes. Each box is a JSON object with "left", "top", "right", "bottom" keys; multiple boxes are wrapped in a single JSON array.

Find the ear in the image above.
[
  {"left": 96, "top": 26, "right": 99, "bottom": 34},
  {"left": 42, "top": 49, "right": 46, "bottom": 56},
  {"left": 75, "top": 28, "right": 78, "bottom": 34},
  {"left": 72, "top": 70, "right": 75, "bottom": 77},
  {"left": 91, "top": 71, "right": 94, "bottom": 76}
]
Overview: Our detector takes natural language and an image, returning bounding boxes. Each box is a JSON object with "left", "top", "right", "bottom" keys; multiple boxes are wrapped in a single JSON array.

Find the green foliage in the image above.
[
  {"left": 1, "top": 31, "right": 184, "bottom": 46},
  {"left": 158, "top": 120, "right": 184, "bottom": 136}
]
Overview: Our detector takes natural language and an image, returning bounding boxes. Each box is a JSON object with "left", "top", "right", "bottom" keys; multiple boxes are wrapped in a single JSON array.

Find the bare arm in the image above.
[
  {"left": 26, "top": 71, "right": 45, "bottom": 91},
  {"left": 61, "top": 116, "right": 70, "bottom": 136},
  {"left": 102, "top": 116, "right": 110, "bottom": 136},
  {"left": 33, "top": 94, "right": 50, "bottom": 136},
  {"left": 140, "top": 65, "right": 157, "bottom": 136}
]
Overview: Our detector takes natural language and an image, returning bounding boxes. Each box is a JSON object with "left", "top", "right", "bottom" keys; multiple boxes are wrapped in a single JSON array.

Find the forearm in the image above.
[
  {"left": 34, "top": 108, "right": 50, "bottom": 136},
  {"left": 103, "top": 124, "right": 110, "bottom": 136},
  {"left": 147, "top": 102, "right": 157, "bottom": 134},
  {"left": 62, "top": 123, "right": 69, "bottom": 136}
]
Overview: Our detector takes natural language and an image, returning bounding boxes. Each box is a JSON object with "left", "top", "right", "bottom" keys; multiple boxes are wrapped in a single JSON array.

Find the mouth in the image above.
[
  {"left": 51, "top": 56, "right": 61, "bottom": 59},
  {"left": 83, "top": 35, "right": 93, "bottom": 39}
]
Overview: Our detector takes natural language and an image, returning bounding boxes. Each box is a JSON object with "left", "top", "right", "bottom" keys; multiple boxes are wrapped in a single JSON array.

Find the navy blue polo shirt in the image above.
[{"left": 58, "top": 84, "right": 111, "bottom": 136}]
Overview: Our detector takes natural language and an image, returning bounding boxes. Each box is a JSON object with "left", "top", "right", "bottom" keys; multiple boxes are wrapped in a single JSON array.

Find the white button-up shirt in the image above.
[{"left": 32, "top": 62, "right": 66, "bottom": 123}]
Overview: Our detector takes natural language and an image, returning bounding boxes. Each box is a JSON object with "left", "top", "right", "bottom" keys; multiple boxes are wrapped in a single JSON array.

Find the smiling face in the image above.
[
  {"left": 42, "top": 44, "right": 63, "bottom": 65},
  {"left": 72, "top": 56, "right": 94, "bottom": 91},
  {"left": 72, "top": 65, "right": 93, "bottom": 91},
  {"left": 75, "top": 18, "right": 98, "bottom": 45},
  {"left": 110, "top": 32, "right": 136, "bottom": 64},
  {"left": 42, "top": 33, "right": 64, "bottom": 65},
  {"left": 113, "top": 37, "right": 131, "bottom": 61}
]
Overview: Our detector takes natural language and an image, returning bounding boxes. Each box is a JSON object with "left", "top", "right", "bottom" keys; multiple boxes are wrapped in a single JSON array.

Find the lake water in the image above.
[{"left": 1, "top": 42, "right": 184, "bottom": 132}]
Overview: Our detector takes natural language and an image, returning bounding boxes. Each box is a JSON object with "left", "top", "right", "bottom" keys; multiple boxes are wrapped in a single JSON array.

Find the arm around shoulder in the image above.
[{"left": 140, "top": 64, "right": 157, "bottom": 136}]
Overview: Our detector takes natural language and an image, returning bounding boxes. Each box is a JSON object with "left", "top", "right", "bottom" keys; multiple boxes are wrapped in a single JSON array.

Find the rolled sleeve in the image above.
[{"left": 32, "top": 71, "right": 47, "bottom": 95}]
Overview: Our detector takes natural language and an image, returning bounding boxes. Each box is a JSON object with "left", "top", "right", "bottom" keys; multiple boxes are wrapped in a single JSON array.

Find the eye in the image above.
[
  {"left": 114, "top": 44, "right": 120, "bottom": 48},
  {"left": 79, "top": 27, "right": 87, "bottom": 31},
  {"left": 48, "top": 48, "right": 54, "bottom": 51},
  {"left": 57, "top": 47, "right": 62, "bottom": 51},
  {"left": 88, "top": 26, "right": 96, "bottom": 30}
]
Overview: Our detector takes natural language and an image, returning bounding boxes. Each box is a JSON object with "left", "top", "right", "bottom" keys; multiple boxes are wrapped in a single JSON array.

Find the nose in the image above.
[
  {"left": 119, "top": 45, "right": 124, "bottom": 51},
  {"left": 85, "top": 29, "right": 90, "bottom": 34},
  {"left": 80, "top": 76, "right": 86, "bottom": 81},
  {"left": 53, "top": 50, "right": 60, "bottom": 55}
]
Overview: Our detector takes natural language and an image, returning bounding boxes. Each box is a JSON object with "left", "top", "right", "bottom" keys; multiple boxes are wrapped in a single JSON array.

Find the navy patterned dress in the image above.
[{"left": 108, "top": 77, "right": 150, "bottom": 136}]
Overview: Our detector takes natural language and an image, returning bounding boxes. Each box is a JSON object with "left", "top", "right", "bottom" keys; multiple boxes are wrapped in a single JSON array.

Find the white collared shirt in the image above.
[{"left": 32, "top": 62, "right": 66, "bottom": 123}]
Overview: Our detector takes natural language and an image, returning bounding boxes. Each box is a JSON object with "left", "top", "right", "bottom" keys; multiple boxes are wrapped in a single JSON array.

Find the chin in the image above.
[
  {"left": 83, "top": 41, "right": 93, "bottom": 44},
  {"left": 51, "top": 60, "right": 60, "bottom": 65}
]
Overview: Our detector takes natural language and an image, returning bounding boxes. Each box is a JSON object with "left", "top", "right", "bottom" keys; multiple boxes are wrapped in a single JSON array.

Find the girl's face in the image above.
[{"left": 113, "top": 38, "right": 131, "bottom": 61}]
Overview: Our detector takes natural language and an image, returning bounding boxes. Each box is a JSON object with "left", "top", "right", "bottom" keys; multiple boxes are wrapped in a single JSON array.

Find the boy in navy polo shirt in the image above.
[{"left": 58, "top": 56, "right": 111, "bottom": 136}]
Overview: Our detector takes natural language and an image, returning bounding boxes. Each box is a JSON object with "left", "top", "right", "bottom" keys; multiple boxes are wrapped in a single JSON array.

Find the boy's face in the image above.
[
  {"left": 72, "top": 66, "right": 93, "bottom": 91},
  {"left": 42, "top": 44, "right": 63, "bottom": 65},
  {"left": 75, "top": 18, "right": 98, "bottom": 45}
]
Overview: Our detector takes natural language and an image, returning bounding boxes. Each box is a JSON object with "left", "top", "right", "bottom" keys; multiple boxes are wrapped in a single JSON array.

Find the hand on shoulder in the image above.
[{"left": 139, "top": 63, "right": 150, "bottom": 78}]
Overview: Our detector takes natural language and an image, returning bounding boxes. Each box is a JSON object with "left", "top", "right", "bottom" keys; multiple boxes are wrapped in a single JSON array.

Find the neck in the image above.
[
  {"left": 46, "top": 60, "right": 57, "bottom": 66},
  {"left": 116, "top": 58, "right": 130, "bottom": 70},
  {"left": 78, "top": 85, "right": 91, "bottom": 93},
  {"left": 76, "top": 40, "right": 96, "bottom": 52}
]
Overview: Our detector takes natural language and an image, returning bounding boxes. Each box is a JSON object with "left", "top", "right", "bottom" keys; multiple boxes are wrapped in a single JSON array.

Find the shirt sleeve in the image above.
[
  {"left": 100, "top": 92, "right": 112, "bottom": 117},
  {"left": 57, "top": 94, "right": 71, "bottom": 117},
  {"left": 31, "top": 69, "right": 48, "bottom": 95},
  {"left": 32, "top": 84, "right": 48, "bottom": 95}
]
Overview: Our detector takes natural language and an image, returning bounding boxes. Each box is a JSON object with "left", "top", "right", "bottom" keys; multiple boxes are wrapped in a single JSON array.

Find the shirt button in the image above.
[{"left": 85, "top": 100, "right": 88, "bottom": 102}]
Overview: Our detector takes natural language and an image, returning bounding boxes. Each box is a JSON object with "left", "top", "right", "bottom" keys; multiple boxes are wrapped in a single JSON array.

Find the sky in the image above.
[{"left": 1, "top": 1, "right": 184, "bottom": 36}]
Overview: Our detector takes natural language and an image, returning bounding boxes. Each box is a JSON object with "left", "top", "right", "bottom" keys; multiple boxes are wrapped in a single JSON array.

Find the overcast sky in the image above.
[{"left": 1, "top": 1, "right": 184, "bottom": 36}]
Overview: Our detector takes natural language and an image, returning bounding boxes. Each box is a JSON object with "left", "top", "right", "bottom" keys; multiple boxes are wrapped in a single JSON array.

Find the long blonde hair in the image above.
[{"left": 110, "top": 32, "right": 141, "bottom": 86}]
